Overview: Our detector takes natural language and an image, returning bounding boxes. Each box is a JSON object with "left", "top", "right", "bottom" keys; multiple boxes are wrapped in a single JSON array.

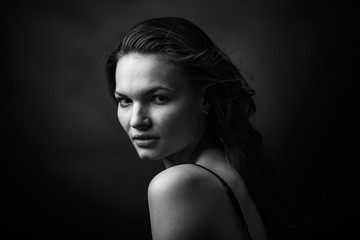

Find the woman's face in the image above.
[{"left": 115, "top": 53, "right": 205, "bottom": 161}]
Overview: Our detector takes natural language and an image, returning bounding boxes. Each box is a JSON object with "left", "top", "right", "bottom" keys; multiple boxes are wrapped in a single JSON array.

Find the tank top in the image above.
[{"left": 193, "top": 164, "right": 253, "bottom": 240}]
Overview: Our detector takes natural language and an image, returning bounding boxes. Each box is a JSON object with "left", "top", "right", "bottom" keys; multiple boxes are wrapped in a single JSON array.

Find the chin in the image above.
[{"left": 136, "top": 149, "right": 162, "bottom": 161}]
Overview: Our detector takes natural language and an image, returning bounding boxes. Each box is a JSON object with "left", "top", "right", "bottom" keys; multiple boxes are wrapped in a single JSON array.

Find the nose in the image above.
[{"left": 130, "top": 103, "right": 151, "bottom": 130}]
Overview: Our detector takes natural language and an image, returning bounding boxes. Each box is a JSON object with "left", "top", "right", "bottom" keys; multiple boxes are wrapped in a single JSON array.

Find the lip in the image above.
[
  {"left": 132, "top": 134, "right": 160, "bottom": 148},
  {"left": 132, "top": 134, "right": 159, "bottom": 140}
]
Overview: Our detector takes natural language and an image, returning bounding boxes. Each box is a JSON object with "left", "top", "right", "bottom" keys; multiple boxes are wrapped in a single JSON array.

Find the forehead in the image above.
[{"left": 115, "top": 53, "right": 190, "bottom": 94}]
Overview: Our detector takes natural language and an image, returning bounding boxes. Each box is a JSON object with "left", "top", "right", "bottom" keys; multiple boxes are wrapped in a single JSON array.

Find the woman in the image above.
[{"left": 106, "top": 17, "right": 283, "bottom": 240}]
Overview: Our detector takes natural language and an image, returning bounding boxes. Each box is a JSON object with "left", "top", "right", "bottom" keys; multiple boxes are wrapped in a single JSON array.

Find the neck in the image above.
[{"left": 162, "top": 126, "right": 220, "bottom": 169}]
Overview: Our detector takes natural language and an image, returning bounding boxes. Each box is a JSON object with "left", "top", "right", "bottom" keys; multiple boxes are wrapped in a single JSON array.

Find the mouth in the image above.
[{"left": 132, "top": 135, "right": 160, "bottom": 148}]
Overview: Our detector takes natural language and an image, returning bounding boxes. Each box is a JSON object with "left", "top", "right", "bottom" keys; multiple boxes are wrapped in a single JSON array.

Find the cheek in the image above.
[
  {"left": 117, "top": 108, "right": 130, "bottom": 132},
  {"left": 157, "top": 102, "right": 202, "bottom": 140}
]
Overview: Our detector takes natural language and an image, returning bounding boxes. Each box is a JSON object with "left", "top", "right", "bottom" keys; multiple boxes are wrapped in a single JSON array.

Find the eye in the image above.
[
  {"left": 152, "top": 95, "right": 169, "bottom": 105},
  {"left": 117, "top": 97, "right": 132, "bottom": 108}
]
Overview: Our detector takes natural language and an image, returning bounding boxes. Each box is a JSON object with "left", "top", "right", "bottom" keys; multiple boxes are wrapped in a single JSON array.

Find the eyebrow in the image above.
[{"left": 114, "top": 86, "right": 173, "bottom": 97}]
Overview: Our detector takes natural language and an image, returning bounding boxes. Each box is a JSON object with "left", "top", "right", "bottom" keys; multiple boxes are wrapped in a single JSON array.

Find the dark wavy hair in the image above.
[{"left": 105, "top": 17, "right": 285, "bottom": 239}]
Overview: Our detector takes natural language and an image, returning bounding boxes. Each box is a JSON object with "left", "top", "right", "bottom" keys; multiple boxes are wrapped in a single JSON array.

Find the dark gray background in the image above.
[{"left": 5, "top": 0, "right": 354, "bottom": 239}]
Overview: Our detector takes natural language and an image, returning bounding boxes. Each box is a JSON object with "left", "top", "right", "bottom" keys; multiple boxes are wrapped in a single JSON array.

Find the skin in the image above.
[
  {"left": 115, "top": 53, "right": 206, "bottom": 166},
  {"left": 115, "top": 53, "right": 267, "bottom": 240}
]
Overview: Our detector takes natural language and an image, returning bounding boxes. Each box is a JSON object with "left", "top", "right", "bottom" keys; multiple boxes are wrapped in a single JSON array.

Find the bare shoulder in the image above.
[
  {"left": 147, "top": 164, "right": 227, "bottom": 240},
  {"left": 148, "top": 164, "right": 219, "bottom": 196}
]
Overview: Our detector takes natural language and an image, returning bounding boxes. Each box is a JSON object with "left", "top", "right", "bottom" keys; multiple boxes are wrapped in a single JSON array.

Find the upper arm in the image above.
[{"left": 147, "top": 165, "right": 223, "bottom": 240}]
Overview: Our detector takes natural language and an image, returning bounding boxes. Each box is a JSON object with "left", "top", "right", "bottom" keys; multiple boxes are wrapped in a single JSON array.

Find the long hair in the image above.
[{"left": 105, "top": 17, "right": 286, "bottom": 239}]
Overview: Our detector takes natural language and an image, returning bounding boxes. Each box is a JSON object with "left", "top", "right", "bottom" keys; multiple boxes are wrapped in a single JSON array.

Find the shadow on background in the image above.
[{"left": 4, "top": 0, "right": 354, "bottom": 239}]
